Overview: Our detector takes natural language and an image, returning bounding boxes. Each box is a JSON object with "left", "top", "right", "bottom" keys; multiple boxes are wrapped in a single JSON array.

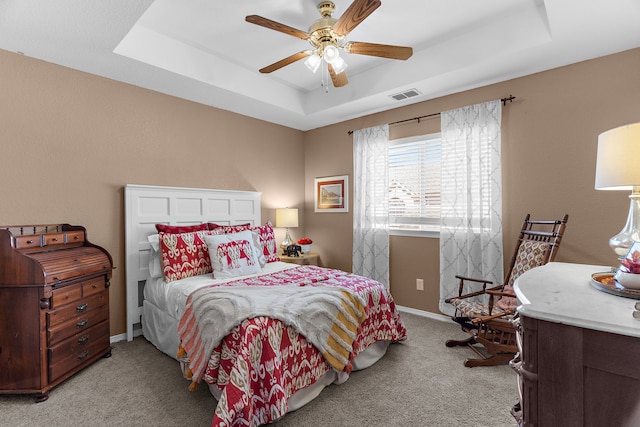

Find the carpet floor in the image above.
[{"left": 0, "top": 312, "right": 518, "bottom": 426}]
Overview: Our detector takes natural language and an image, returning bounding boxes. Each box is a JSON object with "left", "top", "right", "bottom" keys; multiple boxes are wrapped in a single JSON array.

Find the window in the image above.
[{"left": 388, "top": 133, "right": 441, "bottom": 236}]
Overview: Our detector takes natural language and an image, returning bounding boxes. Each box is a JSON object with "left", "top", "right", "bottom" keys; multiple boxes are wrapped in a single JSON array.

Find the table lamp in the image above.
[
  {"left": 275, "top": 208, "right": 298, "bottom": 250},
  {"left": 595, "top": 122, "right": 640, "bottom": 258}
]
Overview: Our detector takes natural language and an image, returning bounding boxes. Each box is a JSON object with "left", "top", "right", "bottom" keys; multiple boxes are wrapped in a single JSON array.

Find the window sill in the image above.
[{"left": 389, "top": 229, "right": 440, "bottom": 238}]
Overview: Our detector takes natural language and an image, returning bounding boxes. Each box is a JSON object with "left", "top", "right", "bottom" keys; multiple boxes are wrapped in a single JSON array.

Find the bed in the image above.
[{"left": 124, "top": 184, "right": 407, "bottom": 426}]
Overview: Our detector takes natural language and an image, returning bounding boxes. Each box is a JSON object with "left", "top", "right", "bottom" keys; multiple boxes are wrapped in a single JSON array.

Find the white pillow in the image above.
[
  {"left": 251, "top": 230, "right": 267, "bottom": 267},
  {"left": 147, "top": 234, "right": 163, "bottom": 279},
  {"left": 204, "top": 230, "right": 262, "bottom": 279}
]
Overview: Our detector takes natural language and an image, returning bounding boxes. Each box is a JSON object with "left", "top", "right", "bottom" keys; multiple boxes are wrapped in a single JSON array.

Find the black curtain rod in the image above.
[{"left": 347, "top": 95, "right": 516, "bottom": 135}]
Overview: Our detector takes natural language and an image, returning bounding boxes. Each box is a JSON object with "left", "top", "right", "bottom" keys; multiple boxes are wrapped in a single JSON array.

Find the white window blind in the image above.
[{"left": 388, "top": 133, "right": 441, "bottom": 234}]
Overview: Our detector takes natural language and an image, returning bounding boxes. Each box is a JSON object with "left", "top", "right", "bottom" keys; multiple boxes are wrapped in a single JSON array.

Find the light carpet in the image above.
[{"left": 0, "top": 312, "right": 518, "bottom": 427}]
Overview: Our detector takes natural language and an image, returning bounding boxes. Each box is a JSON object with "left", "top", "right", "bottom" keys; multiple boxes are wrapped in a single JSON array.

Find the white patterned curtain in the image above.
[
  {"left": 353, "top": 125, "right": 390, "bottom": 287},
  {"left": 439, "top": 100, "right": 503, "bottom": 315}
]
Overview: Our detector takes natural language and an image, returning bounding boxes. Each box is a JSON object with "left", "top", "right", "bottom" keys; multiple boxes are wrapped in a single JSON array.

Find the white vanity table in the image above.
[{"left": 513, "top": 262, "right": 640, "bottom": 426}]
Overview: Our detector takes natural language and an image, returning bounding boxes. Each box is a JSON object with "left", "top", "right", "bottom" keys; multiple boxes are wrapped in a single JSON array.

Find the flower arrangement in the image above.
[
  {"left": 620, "top": 251, "right": 640, "bottom": 274},
  {"left": 615, "top": 249, "right": 640, "bottom": 289},
  {"left": 297, "top": 237, "right": 313, "bottom": 245}
]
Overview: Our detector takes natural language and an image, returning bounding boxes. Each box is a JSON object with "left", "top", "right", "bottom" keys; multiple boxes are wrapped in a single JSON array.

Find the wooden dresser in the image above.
[
  {"left": 512, "top": 262, "right": 640, "bottom": 426},
  {"left": 0, "top": 224, "right": 113, "bottom": 402}
]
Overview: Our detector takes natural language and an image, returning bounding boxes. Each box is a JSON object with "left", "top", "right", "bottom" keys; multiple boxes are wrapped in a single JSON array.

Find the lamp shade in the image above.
[
  {"left": 595, "top": 122, "right": 640, "bottom": 190},
  {"left": 323, "top": 45, "right": 340, "bottom": 64},
  {"left": 275, "top": 208, "right": 298, "bottom": 228},
  {"left": 304, "top": 52, "right": 321, "bottom": 73}
]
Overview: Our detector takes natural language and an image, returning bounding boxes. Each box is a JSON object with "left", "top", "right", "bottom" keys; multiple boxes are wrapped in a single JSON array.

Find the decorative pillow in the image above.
[
  {"left": 147, "top": 234, "right": 163, "bottom": 279},
  {"left": 204, "top": 231, "right": 262, "bottom": 279},
  {"left": 159, "top": 231, "right": 213, "bottom": 282},
  {"left": 156, "top": 223, "right": 208, "bottom": 233},
  {"left": 224, "top": 223, "right": 252, "bottom": 233},
  {"left": 207, "top": 223, "right": 223, "bottom": 231},
  {"left": 252, "top": 222, "right": 280, "bottom": 263},
  {"left": 207, "top": 223, "right": 251, "bottom": 234},
  {"left": 251, "top": 230, "right": 267, "bottom": 267},
  {"left": 496, "top": 241, "right": 551, "bottom": 311}
]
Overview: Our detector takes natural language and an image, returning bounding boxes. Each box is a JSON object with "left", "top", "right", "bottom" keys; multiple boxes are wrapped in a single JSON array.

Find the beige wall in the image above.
[
  {"left": 0, "top": 50, "right": 305, "bottom": 336},
  {"left": 305, "top": 48, "right": 640, "bottom": 313},
  {"left": 2, "top": 47, "right": 639, "bottom": 335}
]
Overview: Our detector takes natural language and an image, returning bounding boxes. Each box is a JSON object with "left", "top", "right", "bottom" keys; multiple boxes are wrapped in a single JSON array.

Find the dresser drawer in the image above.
[
  {"left": 43, "top": 233, "right": 65, "bottom": 246},
  {"left": 48, "top": 321, "right": 110, "bottom": 365},
  {"left": 47, "top": 301, "right": 109, "bottom": 345},
  {"left": 82, "top": 277, "right": 105, "bottom": 297},
  {"left": 51, "top": 282, "right": 82, "bottom": 308},
  {"left": 65, "top": 231, "right": 85, "bottom": 244},
  {"left": 48, "top": 292, "right": 107, "bottom": 328},
  {"left": 14, "top": 234, "right": 41, "bottom": 249},
  {"left": 50, "top": 277, "right": 105, "bottom": 309},
  {"left": 48, "top": 322, "right": 110, "bottom": 382}
]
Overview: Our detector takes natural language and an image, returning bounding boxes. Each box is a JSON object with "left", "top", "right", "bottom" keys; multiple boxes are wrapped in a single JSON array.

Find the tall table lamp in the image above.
[
  {"left": 275, "top": 208, "right": 298, "bottom": 250},
  {"left": 595, "top": 122, "right": 640, "bottom": 259}
]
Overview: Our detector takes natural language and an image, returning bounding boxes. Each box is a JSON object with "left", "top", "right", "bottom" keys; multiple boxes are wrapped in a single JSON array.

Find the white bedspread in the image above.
[
  {"left": 144, "top": 261, "right": 299, "bottom": 320},
  {"left": 178, "top": 281, "right": 367, "bottom": 381}
]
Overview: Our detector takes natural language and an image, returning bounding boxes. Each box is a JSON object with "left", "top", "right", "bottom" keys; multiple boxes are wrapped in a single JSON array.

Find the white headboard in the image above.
[{"left": 124, "top": 184, "right": 262, "bottom": 341}]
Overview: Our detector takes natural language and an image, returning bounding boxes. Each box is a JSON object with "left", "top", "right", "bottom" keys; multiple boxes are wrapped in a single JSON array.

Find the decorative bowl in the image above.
[
  {"left": 300, "top": 244, "right": 311, "bottom": 254},
  {"left": 614, "top": 270, "right": 640, "bottom": 290}
]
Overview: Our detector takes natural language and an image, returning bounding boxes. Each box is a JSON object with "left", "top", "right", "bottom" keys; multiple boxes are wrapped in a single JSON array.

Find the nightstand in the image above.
[{"left": 279, "top": 252, "right": 319, "bottom": 266}]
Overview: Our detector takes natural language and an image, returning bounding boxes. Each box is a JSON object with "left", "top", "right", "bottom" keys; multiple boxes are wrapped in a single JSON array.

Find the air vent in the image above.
[{"left": 390, "top": 88, "right": 422, "bottom": 101}]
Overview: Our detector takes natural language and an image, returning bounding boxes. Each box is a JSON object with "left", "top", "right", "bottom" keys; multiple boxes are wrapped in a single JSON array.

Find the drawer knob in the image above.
[
  {"left": 77, "top": 350, "right": 89, "bottom": 361},
  {"left": 76, "top": 303, "right": 88, "bottom": 313},
  {"left": 27, "top": 240, "right": 34, "bottom": 244},
  {"left": 76, "top": 319, "right": 88, "bottom": 329},
  {"left": 78, "top": 334, "right": 90, "bottom": 345},
  {"left": 39, "top": 298, "right": 50, "bottom": 310},
  {"left": 52, "top": 237, "right": 58, "bottom": 242}
]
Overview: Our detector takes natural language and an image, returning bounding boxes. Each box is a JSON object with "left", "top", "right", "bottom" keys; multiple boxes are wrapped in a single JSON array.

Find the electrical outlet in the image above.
[{"left": 416, "top": 278, "right": 424, "bottom": 291}]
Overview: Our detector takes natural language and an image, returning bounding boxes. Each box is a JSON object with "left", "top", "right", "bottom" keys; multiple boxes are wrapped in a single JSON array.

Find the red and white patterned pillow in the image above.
[
  {"left": 159, "top": 230, "right": 213, "bottom": 282},
  {"left": 253, "top": 222, "right": 280, "bottom": 263},
  {"left": 204, "top": 231, "right": 262, "bottom": 279},
  {"left": 156, "top": 223, "right": 208, "bottom": 233},
  {"left": 208, "top": 222, "right": 280, "bottom": 263},
  {"left": 207, "top": 223, "right": 251, "bottom": 234}
]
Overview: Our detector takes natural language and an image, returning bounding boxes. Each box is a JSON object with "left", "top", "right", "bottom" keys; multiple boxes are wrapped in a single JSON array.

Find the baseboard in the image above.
[
  {"left": 110, "top": 332, "right": 127, "bottom": 344},
  {"left": 110, "top": 328, "right": 143, "bottom": 344},
  {"left": 396, "top": 305, "right": 454, "bottom": 323}
]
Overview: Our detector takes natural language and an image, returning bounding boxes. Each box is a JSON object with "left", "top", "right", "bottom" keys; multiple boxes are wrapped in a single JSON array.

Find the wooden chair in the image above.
[{"left": 444, "top": 213, "right": 569, "bottom": 367}]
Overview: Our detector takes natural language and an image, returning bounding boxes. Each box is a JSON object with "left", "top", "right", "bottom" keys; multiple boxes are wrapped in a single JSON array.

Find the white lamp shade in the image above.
[
  {"left": 323, "top": 45, "right": 340, "bottom": 64},
  {"left": 332, "top": 56, "right": 348, "bottom": 74},
  {"left": 595, "top": 122, "right": 640, "bottom": 190},
  {"left": 275, "top": 208, "right": 299, "bottom": 228},
  {"left": 304, "top": 52, "right": 321, "bottom": 73}
]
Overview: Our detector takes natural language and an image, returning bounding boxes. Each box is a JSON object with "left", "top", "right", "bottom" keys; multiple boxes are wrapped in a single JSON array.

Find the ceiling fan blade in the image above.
[
  {"left": 345, "top": 42, "right": 413, "bottom": 60},
  {"left": 259, "top": 50, "right": 312, "bottom": 74},
  {"left": 328, "top": 64, "right": 349, "bottom": 87},
  {"left": 246, "top": 15, "right": 309, "bottom": 40},
  {"left": 332, "top": 0, "right": 381, "bottom": 37}
]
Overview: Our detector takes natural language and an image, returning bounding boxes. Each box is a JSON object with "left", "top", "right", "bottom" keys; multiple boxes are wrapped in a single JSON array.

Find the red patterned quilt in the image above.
[{"left": 177, "top": 265, "right": 407, "bottom": 427}]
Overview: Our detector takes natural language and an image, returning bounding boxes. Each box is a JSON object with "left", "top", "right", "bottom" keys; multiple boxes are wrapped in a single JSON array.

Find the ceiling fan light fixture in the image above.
[
  {"left": 247, "top": 0, "right": 412, "bottom": 88},
  {"left": 322, "top": 45, "right": 340, "bottom": 64},
  {"left": 332, "top": 56, "right": 347, "bottom": 74},
  {"left": 304, "top": 52, "right": 322, "bottom": 73}
]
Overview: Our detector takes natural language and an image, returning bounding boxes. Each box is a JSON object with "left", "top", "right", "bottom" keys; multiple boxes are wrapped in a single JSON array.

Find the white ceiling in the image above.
[{"left": 1, "top": 0, "right": 639, "bottom": 131}]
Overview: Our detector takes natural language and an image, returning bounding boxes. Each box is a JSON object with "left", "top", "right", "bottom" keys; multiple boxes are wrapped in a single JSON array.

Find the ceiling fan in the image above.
[{"left": 246, "top": 0, "right": 413, "bottom": 88}]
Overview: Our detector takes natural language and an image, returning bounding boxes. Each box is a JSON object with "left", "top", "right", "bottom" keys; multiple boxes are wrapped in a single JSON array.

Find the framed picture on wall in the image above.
[{"left": 314, "top": 175, "right": 348, "bottom": 212}]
